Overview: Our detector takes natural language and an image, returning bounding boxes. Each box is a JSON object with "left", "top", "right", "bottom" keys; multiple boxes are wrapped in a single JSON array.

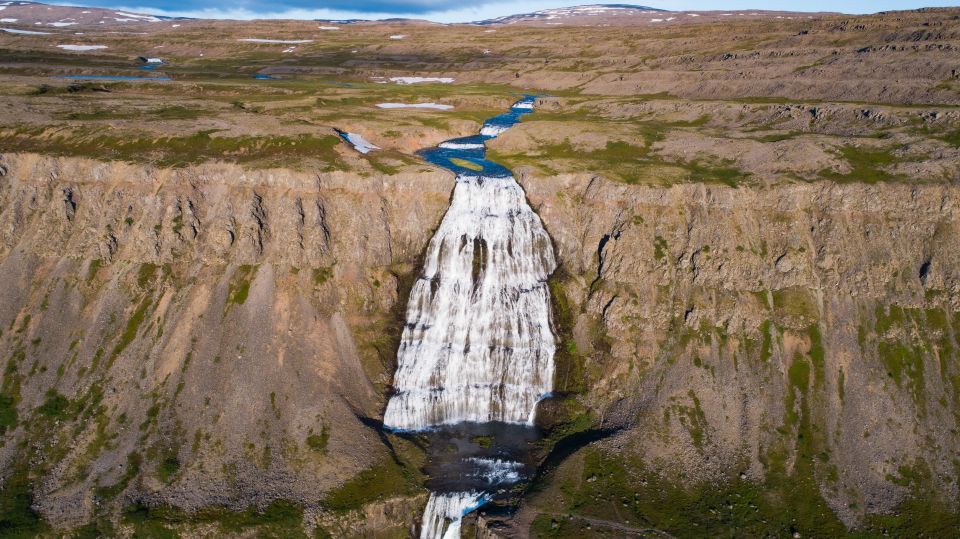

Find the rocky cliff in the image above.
[
  {"left": 1, "top": 151, "right": 959, "bottom": 537},
  {"left": 0, "top": 153, "right": 449, "bottom": 536},
  {"left": 509, "top": 172, "right": 960, "bottom": 536}
]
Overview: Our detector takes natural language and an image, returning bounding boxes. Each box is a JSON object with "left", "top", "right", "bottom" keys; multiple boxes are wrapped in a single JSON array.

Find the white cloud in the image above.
[{"left": 46, "top": 0, "right": 955, "bottom": 23}]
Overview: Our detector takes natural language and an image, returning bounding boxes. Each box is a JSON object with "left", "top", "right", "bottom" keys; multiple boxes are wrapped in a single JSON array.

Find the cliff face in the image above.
[
  {"left": 0, "top": 153, "right": 450, "bottom": 533},
  {"left": 516, "top": 172, "right": 960, "bottom": 533},
  {"left": 2, "top": 151, "right": 959, "bottom": 536}
]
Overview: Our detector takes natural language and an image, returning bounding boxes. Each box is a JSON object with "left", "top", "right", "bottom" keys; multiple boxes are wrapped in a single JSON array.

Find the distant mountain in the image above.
[
  {"left": 477, "top": 4, "right": 667, "bottom": 25},
  {"left": 0, "top": 1, "right": 181, "bottom": 29},
  {"left": 0, "top": 1, "right": 834, "bottom": 30}
]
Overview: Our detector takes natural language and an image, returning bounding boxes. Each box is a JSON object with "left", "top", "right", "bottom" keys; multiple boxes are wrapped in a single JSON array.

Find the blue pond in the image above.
[
  {"left": 253, "top": 73, "right": 277, "bottom": 80},
  {"left": 59, "top": 75, "right": 171, "bottom": 81},
  {"left": 418, "top": 95, "right": 535, "bottom": 178}
]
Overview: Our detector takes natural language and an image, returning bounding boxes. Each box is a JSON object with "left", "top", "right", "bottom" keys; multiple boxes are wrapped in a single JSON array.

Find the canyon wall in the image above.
[
  {"left": 0, "top": 153, "right": 449, "bottom": 534},
  {"left": 516, "top": 171, "right": 960, "bottom": 533},
  {"left": 1, "top": 152, "right": 958, "bottom": 535}
]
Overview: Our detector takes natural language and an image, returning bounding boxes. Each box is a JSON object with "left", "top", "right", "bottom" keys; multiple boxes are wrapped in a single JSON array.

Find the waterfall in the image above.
[
  {"left": 382, "top": 96, "right": 555, "bottom": 538},
  {"left": 420, "top": 491, "right": 489, "bottom": 539},
  {"left": 383, "top": 174, "right": 557, "bottom": 431}
]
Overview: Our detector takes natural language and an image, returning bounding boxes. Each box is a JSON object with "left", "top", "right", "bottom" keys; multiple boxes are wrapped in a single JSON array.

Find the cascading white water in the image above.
[
  {"left": 420, "top": 491, "right": 488, "bottom": 539},
  {"left": 384, "top": 96, "right": 555, "bottom": 539},
  {"left": 383, "top": 173, "right": 557, "bottom": 430}
]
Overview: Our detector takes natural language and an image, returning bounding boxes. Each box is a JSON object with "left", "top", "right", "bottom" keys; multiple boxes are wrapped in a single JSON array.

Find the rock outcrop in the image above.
[{"left": 0, "top": 153, "right": 451, "bottom": 533}]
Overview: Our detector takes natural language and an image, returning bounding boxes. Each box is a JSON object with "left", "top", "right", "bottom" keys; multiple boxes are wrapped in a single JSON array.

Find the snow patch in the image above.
[
  {"left": 114, "top": 11, "right": 160, "bottom": 22},
  {"left": 57, "top": 44, "right": 107, "bottom": 51},
  {"left": 389, "top": 34, "right": 406, "bottom": 40},
  {"left": 388, "top": 76, "right": 454, "bottom": 84},
  {"left": 239, "top": 38, "right": 312, "bottom": 44},
  {"left": 376, "top": 102, "right": 453, "bottom": 110},
  {"left": 318, "top": 26, "right": 339, "bottom": 30},
  {"left": 2, "top": 27, "right": 50, "bottom": 34},
  {"left": 439, "top": 141, "right": 484, "bottom": 150},
  {"left": 341, "top": 132, "right": 379, "bottom": 154}
]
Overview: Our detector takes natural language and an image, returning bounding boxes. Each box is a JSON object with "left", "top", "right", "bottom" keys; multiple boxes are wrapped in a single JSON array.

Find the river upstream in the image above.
[{"left": 382, "top": 96, "right": 557, "bottom": 538}]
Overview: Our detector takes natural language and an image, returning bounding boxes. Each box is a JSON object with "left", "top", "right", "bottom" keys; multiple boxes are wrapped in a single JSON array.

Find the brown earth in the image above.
[{"left": 0, "top": 3, "right": 959, "bottom": 538}]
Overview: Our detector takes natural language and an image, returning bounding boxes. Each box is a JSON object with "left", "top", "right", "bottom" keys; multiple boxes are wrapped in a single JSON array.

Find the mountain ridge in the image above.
[{"left": 0, "top": 0, "right": 845, "bottom": 28}]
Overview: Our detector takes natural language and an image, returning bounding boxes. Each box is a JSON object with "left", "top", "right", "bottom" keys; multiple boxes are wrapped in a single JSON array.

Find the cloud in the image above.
[
  {"left": 59, "top": 0, "right": 578, "bottom": 22},
  {"left": 64, "top": 0, "right": 525, "bottom": 17},
  {"left": 50, "top": 0, "right": 948, "bottom": 23}
]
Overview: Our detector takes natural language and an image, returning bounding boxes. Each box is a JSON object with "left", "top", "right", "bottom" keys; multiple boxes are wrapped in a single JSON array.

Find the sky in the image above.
[{"left": 59, "top": 0, "right": 957, "bottom": 22}]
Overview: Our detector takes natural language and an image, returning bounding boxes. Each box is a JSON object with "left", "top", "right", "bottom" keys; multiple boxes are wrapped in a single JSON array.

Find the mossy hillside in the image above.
[
  {"left": 0, "top": 127, "right": 344, "bottom": 170},
  {"left": 489, "top": 97, "right": 951, "bottom": 186},
  {"left": 489, "top": 124, "right": 750, "bottom": 187},
  {"left": 527, "top": 291, "right": 950, "bottom": 538},
  {"left": 528, "top": 444, "right": 960, "bottom": 538},
  {"left": 121, "top": 500, "right": 309, "bottom": 539},
  {"left": 537, "top": 264, "right": 960, "bottom": 536},
  {"left": 0, "top": 258, "right": 182, "bottom": 536},
  {"left": 320, "top": 434, "right": 426, "bottom": 513},
  {"left": 819, "top": 144, "right": 909, "bottom": 184}
]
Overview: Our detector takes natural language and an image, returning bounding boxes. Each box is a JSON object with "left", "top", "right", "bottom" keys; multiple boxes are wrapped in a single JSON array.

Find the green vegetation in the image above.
[
  {"left": 749, "top": 131, "right": 804, "bottom": 143},
  {"left": 321, "top": 457, "right": 422, "bottom": 512},
  {"left": 0, "top": 468, "right": 47, "bottom": 538},
  {"left": 937, "top": 130, "right": 960, "bottom": 147},
  {"left": 653, "top": 236, "right": 668, "bottom": 261},
  {"left": 450, "top": 157, "right": 484, "bottom": 171},
  {"left": 306, "top": 426, "right": 329, "bottom": 453},
  {"left": 311, "top": 265, "right": 333, "bottom": 287},
  {"left": 670, "top": 391, "right": 708, "bottom": 449},
  {"left": 548, "top": 275, "right": 587, "bottom": 394},
  {"left": 157, "top": 453, "right": 180, "bottom": 483},
  {"left": 95, "top": 452, "right": 142, "bottom": 499},
  {"left": 228, "top": 265, "right": 257, "bottom": 306},
  {"left": 86, "top": 259, "right": 102, "bottom": 282},
  {"left": 529, "top": 444, "right": 847, "bottom": 539},
  {"left": 137, "top": 262, "right": 169, "bottom": 288},
  {"left": 490, "top": 135, "right": 748, "bottom": 186},
  {"left": 124, "top": 500, "right": 307, "bottom": 539},
  {"left": 37, "top": 390, "right": 70, "bottom": 418},
  {"left": 0, "top": 127, "right": 344, "bottom": 170},
  {"left": 0, "top": 392, "right": 17, "bottom": 434},
  {"left": 820, "top": 144, "right": 906, "bottom": 184},
  {"left": 471, "top": 435, "right": 494, "bottom": 448},
  {"left": 64, "top": 106, "right": 210, "bottom": 121},
  {"left": 106, "top": 295, "right": 153, "bottom": 369}
]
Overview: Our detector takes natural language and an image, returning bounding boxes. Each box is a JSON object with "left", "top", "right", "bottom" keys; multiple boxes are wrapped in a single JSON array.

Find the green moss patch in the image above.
[
  {"left": 123, "top": 500, "right": 307, "bottom": 538},
  {"left": 321, "top": 458, "right": 422, "bottom": 513},
  {"left": 228, "top": 264, "right": 258, "bottom": 306}
]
